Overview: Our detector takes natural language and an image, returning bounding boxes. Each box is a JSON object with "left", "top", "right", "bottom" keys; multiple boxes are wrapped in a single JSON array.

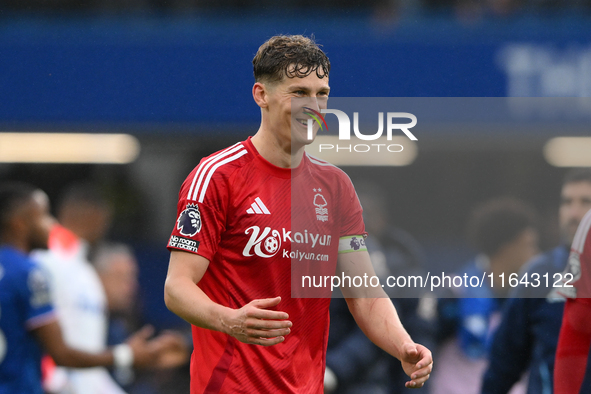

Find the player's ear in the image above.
[{"left": 252, "top": 82, "right": 269, "bottom": 109}]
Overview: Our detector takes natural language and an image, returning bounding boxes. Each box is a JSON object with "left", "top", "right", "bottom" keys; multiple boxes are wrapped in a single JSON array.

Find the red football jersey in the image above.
[
  {"left": 554, "top": 209, "right": 591, "bottom": 394},
  {"left": 168, "top": 137, "right": 365, "bottom": 393}
]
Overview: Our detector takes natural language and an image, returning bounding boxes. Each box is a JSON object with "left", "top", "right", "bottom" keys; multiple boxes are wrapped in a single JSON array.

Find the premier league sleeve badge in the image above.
[{"left": 177, "top": 204, "right": 202, "bottom": 237}]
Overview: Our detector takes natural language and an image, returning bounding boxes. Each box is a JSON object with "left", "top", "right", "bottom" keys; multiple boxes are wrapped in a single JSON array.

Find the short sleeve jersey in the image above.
[
  {"left": 0, "top": 246, "right": 55, "bottom": 394},
  {"left": 168, "top": 137, "right": 365, "bottom": 394}
]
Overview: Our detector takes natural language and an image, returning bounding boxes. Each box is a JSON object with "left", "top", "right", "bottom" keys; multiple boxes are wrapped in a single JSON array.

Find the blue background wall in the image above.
[{"left": 2, "top": 14, "right": 591, "bottom": 129}]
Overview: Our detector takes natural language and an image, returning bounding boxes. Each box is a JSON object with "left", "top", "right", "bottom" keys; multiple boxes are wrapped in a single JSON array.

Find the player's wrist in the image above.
[
  {"left": 112, "top": 343, "right": 136, "bottom": 385},
  {"left": 324, "top": 366, "right": 338, "bottom": 393},
  {"left": 387, "top": 336, "right": 414, "bottom": 361},
  {"left": 112, "top": 343, "right": 134, "bottom": 369},
  {"left": 215, "top": 304, "right": 237, "bottom": 336}
]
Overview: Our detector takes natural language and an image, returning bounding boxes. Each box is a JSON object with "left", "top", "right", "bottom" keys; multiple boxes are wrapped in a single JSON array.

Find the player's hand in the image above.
[
  {"left": 400, "top": 342, "right": 432, "bottom": 389},
  {"left": 150, "top": 330, "right": 190, "bottom": 369},
  {"left": 126, "top": 325, "right": 164, "bottom": 368},
  {"left": 223, "top": 296, "right": 292, "bottom": 346}
]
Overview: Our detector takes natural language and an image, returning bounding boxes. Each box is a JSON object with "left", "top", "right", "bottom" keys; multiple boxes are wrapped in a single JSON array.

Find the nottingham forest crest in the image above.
[{"left": 313, "top": 188, "right": 329, "bottom": 222}]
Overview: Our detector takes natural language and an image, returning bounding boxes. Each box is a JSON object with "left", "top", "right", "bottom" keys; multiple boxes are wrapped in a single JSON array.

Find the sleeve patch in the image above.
[
  {"left": 169, "top": 235, "right": 200, "bottom": 254},
  {"left": 338, "top": 235, "right": 367, "bottom": 254},
  {"left": 27, "top": 268, "right": 52, "bottom": 308},
  {"left": 176, "top": 204, "right": 202, "bottom": 237}
]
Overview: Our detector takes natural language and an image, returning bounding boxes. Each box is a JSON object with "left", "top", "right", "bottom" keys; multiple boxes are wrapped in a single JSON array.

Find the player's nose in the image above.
[{"left": 308, "top": 97, "right": 322, "bottom": 112}]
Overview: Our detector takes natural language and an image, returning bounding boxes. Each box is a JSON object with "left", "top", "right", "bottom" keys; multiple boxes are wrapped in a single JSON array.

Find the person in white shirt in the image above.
[{"left": 35, "top": 183, "right": 183, "bottom": 394}]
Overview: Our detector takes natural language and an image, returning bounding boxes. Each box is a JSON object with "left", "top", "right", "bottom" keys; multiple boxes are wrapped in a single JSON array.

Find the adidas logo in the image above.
[{"left": 246, "top": 197, "right": 270, "bottom": 215}]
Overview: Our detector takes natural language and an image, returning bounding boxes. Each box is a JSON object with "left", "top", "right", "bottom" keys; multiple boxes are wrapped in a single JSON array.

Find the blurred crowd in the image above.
[
  {"left": 2, "top": 165, "right": 591, "bottom": 393},
  {"left": 323, "top": 168, "right": 591, "bottom": 394},
  {"left": 45, "top": 183, "right": 191, "bottom": 394},
  {"left": 26, "top": 183, "right": 190, "bottom": 394},
  {"left": 2, "top": 0, "right": 591, "bottom": 22}
]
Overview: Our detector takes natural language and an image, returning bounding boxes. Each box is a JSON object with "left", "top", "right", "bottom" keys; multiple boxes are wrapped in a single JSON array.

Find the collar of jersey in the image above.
[{"left": 244, "top": 136, "right": 307, "bottom": 179}]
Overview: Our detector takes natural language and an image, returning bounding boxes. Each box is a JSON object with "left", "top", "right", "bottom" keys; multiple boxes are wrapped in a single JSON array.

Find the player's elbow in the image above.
[
  {"left": 163, "top": 276, "right": 184, "bottom": 316},
  {"left": 163, "top": 277, "right": 175, "bottom": 312}
]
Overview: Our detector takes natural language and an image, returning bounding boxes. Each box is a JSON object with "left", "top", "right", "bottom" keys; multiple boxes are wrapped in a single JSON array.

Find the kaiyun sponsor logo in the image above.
[{"left": 242, "top": 226, "right": 332, "bottom": 259}]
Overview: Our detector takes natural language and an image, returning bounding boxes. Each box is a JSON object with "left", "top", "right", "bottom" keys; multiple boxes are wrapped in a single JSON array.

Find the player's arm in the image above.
[
  {"left": 338, "top": 250, "right": 433, "bottom": 389},
  {"left": 164, "top": 250, "right": 292, "bottom": 346},
  {"left": 25, "top": 263, "right": 163, "bottom": 370},
  {"left": 481, "top": 294, "right": 535, "bottom": 393},
  {"left": 33, "top": 319, "right": 158, "bottom": 368}
]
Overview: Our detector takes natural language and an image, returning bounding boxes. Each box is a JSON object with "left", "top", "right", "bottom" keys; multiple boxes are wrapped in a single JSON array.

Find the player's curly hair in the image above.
[
  {"left": 563, "top": 168, "right": 591, "bottom": 186},
  {"left": 253, "top": 35, "right": 330, "bottom": 84}
]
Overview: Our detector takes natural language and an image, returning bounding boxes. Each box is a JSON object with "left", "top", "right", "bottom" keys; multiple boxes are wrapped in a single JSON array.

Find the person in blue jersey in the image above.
[
  {"left": 481, "top": 168, "right": 591, "bottom": 394},
  {"left": 0, "top": 182, "right": 167, "bottom": 394}
]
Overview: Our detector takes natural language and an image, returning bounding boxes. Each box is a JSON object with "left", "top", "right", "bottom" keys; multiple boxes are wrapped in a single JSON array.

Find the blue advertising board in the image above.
[{"left": 1, "top": 14, "right": 590, "bottom": 129}]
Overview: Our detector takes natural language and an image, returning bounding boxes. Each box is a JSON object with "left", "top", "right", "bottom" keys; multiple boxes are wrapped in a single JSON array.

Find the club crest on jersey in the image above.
[
  {"left": 177, "top": 204, "right": 202, "bottom": 237},
  {"left": 313, "top": 188, "right": 329, "bottom": 222}
]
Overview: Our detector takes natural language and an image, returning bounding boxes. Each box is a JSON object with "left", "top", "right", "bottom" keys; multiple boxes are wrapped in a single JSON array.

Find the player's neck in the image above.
[
  {"left": 251, "top": 130, "right": 305, "bottom": 169},
  {"left": 0, "top": 235, "right": 30, "bottom": 254}
]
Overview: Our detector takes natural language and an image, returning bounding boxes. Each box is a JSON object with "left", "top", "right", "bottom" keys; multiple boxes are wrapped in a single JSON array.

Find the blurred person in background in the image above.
[
  {"left": 94, "top": 243, "right": 190, "bottom": 394},
  {"left": 432, "top": 197, "right": 540, "bottom": 394},
  {"left": 0, "top": 182, "right": 163, "bottom": 394},
  {"left": 33, "top": 183, "right": 186, "bottom": 394},
  {"left": 325, "top": 183, "right": 436, "bottom": 394},
  {"left": 95, "top": 244, "right": 141, "bottom": 347},
  {"left": 482, "top": 168, "right": 591, "bottom": 394}
]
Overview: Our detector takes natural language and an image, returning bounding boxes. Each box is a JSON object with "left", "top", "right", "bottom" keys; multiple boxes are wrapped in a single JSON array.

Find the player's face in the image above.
[
  {"left": 266, "top": 71, "right": 329, "bottom": 149},
  {"left": 77, "top": 204, "right": 112, "bottom": 245},
  {"left": 509, "top": 227, "right": 540, "bottom": 268},
  {"left": 99, "top": 253, "right": 139, "bottom": 313},
  {"left": 559, "top": 181, "right": 591, "bottom": 245},
  {"left": 26, "top": 190, "right": 54, "bottom": 251}
]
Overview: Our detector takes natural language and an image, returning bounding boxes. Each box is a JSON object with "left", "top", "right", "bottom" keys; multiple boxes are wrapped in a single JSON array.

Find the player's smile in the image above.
[{"left": 295, "top": 118, "right": 308, "bottom": 127}]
